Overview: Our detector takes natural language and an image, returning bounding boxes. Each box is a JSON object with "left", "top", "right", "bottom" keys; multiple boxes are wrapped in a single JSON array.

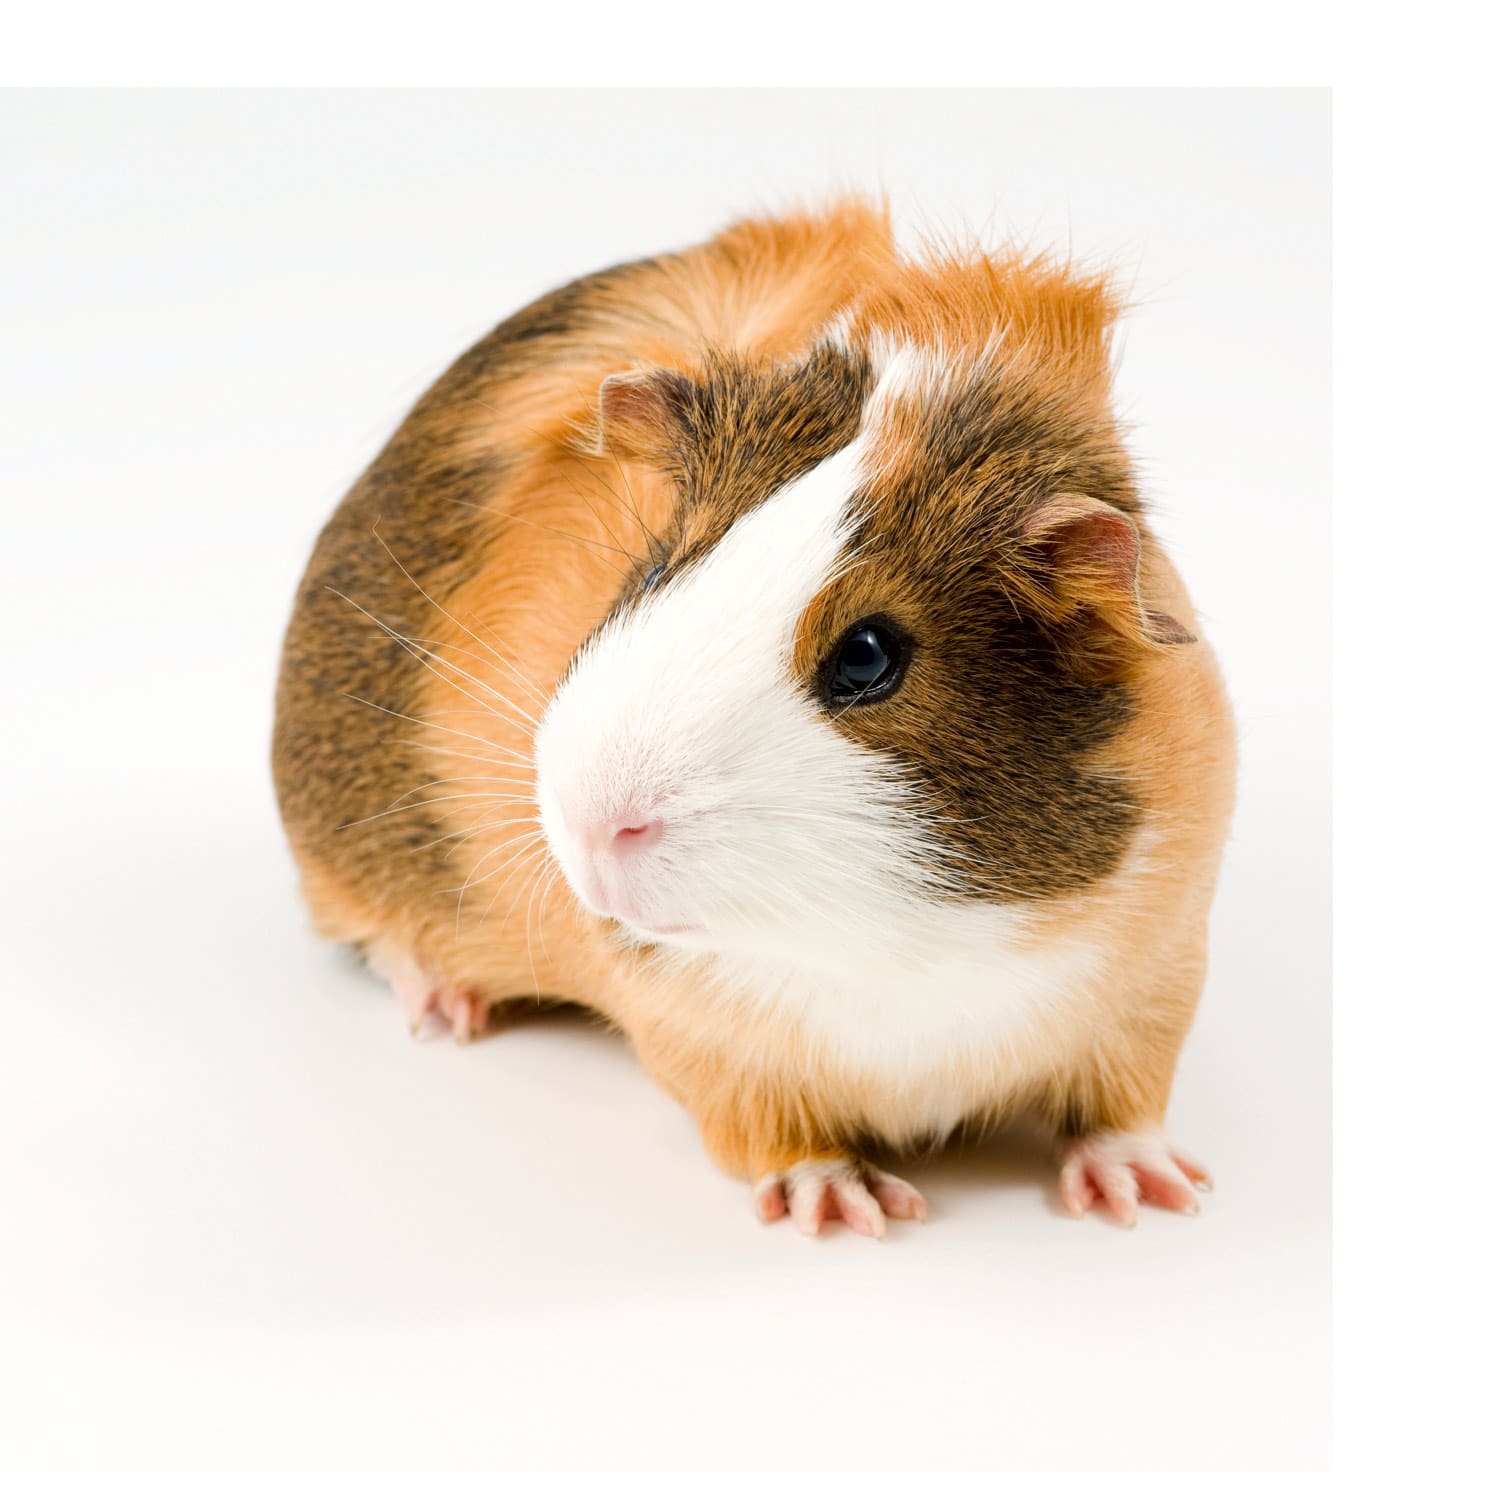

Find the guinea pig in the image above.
[{"left": 272, "top": 200, "right": 1235, "bottom": 1236}]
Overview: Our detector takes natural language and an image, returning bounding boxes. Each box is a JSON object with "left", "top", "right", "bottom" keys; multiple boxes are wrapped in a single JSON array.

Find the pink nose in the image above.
[
  {"left": 611, "top": 817, "right": 662, "bottom": 852},
  {"left": 585, "top": 814, "right": 663, "bottom": 856}
]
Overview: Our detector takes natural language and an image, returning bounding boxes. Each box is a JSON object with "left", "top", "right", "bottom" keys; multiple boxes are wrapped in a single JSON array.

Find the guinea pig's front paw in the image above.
[
  {"left": 407, "top": 980, "right": 492, "bottom": 1044},
  {"left": 1057, "top": 1130, "right": 1212, "bottom": 1228},
  {"left": 752, "top": 1157, "right": 927, "bottom": 1239},
  {"left": 376, "top": 948, "right": 493, "bottom": 1044}
]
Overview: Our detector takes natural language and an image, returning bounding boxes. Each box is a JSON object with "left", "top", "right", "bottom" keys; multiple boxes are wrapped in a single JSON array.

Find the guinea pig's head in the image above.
[{"left": 533, "top": 260, "right": 1194, "bottom": 968}]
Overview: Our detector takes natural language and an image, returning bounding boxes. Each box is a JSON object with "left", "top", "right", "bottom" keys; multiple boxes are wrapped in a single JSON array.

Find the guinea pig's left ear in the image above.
[
  {"left": 586, "top": 368, "right": 697, "bottom": 462},
  {"left": 1019, "top": 494, "right": 1195, "bottom": 648}
]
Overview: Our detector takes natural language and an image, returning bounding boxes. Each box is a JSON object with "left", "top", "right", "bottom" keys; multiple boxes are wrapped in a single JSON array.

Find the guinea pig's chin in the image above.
[
  {"left": 618, "top": 917, "right": 709, "bottom": 949},
  {"left": 581, "top": 873, "right": 708, "bottom": 944}
]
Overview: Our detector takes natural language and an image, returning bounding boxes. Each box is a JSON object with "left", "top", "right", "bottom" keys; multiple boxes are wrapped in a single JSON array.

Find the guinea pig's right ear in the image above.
[
  {"left": 1018, "top": 493, "right": 1196, "bottom": 652},
  {"left": 587, "top": 369, "right": 696, "bottom": 462}
]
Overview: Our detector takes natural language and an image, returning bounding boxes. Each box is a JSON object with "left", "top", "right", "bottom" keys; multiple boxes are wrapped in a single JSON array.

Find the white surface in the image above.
[{"left": 0, "top": 90, "right": 1330, "bottom": 1470}]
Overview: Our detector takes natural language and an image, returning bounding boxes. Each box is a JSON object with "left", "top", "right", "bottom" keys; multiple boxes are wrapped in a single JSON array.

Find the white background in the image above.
[{"left": 0, "top": 90, "right": 1329, "bottom": 1470}]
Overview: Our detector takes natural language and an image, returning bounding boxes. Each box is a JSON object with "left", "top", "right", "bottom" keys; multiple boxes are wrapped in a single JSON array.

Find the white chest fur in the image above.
[{"left": 702, "top": 911, "right": 1104, "bottom": 1143}]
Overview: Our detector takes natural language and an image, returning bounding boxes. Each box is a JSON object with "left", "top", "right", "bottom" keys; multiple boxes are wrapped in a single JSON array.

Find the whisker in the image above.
[
  {"left": 369, "top": 523, "right": 550, "bottom": 709},
  {"left": 532, "top": 863, "right": 565, "bottom": 971},
  {"left": 345, "top": 694, "right": 528, "bottom": 763},
  {"left": 457, "top": 830, "right": 548, "bottom": 930},
  {"left": 481, "top": 839, "right": 553, "bottom": 928},
  {"left": 336, "top": 795, "right": 533, "bottom": 832},
  {"left": 390, "top": 775, "right": 538, "bottom": 799},
  {"left": 521, "top": 849, "right": 559, "bottom": 995},
  {"left": 436, "top": 494, "right": 638, "bottom": 573},
  {"left": 512, "top": 414, "right": 641, "bottom": 568},
  {"left": 441, "top": 833, "right": 546, "bottom": 902},
  {"left": 331, "top": 591, "right": 539, "bottom": 743},
  {"left": 411, "top": 814, "right": 540, "bottom": 855},
  {"left": 400, "top": 634, "right": 547, "bottom": 722},
  {"left": 391, "top": 736, "right": 535, "bottom": 773},
  {"left": 554, "top": 428, "right": 664, "bottom": 563}
]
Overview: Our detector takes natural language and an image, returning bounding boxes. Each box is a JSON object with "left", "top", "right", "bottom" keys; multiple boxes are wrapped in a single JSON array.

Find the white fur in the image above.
[
  {"left": 812, "top": 324, "right": 954, "bottom": 400},
  {"left": 816, "top": 321, "right": 1003, "bottom": 395},
  {"left": 816, "top": 307, "right": 857, "bottom": 354},
  {"left": 867, "top": 336, "right": 951, "bottom": 407},
  {"left": 701, "top": 923, "right": 1103, "bottom": 1140}
]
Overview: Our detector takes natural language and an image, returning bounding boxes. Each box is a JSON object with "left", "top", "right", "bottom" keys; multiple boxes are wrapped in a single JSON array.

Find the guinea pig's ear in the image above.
[
  {"left": 1019, "top": 494, "right": 1195, "bottom": 650},
  {"left": 587, "top": 368, "right": 696, "bottom": 461}
]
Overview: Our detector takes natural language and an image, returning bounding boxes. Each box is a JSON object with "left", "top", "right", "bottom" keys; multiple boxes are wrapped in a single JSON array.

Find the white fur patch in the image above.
[
  {"left": 867, "top": 337, "right": 951, "bottom": 407},
  {"left": 704, "top": 917, "right": 1103, "bottom": 1140}
]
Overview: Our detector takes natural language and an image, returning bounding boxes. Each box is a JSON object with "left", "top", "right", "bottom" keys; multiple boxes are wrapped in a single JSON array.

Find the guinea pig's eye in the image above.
[
  {"left": 639, "top": 564, "right": 665, "bottom": 596},
  {"left": 826, "top": 619, "right": 908, "bottom": 706}
]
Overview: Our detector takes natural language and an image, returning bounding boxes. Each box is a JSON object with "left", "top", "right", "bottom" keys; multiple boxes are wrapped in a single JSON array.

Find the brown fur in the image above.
[{"left": 272, "top": 201, "right": 1236, "bottom": 1187}]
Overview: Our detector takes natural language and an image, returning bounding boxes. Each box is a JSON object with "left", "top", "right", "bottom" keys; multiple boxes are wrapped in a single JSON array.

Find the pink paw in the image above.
[
  {"left": 402, "top": 978, "right": 492, "bottom": 1043},
  {"left": 753, "top": 1158, "right": 927, "bottom": 1239},
  {"left": 1058, "top": 1130, "right": 1212, "bottom": 1228},
  {"left": 376, "top": 949, "right": 492, "bottom": 1043}
]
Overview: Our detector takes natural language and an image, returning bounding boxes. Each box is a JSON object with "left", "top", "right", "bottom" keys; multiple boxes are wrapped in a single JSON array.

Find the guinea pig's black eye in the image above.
[
  {"left": 826, "top": 619, "right": 908, "bottom": 706},
  {"left": 639, "top": 564, "right": 665, "bottom": 597}
]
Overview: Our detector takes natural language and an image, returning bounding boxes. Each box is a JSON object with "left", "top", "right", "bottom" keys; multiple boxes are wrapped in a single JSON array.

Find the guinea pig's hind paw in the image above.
[
  {"left": 753, "top": 1158, "right": 927, "bottom": 1239},
  {"left": 1057, "top": 1131, "right": 1212, "bottom": 1228}
]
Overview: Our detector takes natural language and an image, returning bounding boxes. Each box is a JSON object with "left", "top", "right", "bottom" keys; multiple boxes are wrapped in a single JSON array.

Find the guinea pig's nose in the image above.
[
  {"left": 612, "top": 818, "right": 662, "bottom": 850},
  {"left": 588, "top": 813, "right": 663, "bottom": 857}
]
